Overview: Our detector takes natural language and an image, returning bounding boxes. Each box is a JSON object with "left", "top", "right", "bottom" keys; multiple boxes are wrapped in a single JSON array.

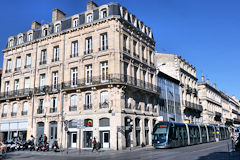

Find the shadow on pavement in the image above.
[{"left": 198, "top": 151, "right": 240, "bottom": 160}]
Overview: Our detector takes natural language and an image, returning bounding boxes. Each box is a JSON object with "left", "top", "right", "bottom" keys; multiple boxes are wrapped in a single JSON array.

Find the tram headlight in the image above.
[{"left": 157, "top": 141, "right": 160, "bottom": 143}]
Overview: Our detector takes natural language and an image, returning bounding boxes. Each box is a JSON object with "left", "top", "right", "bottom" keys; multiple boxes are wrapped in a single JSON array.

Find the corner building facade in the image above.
[{"left": 0, "top": 1, "right": 158, "bottom": 150}]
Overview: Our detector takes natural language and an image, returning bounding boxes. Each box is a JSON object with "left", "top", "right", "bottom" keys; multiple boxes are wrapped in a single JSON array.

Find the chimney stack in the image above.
[
  {"left": 87, "top": 1, "right": 98, "bottom": 11},
  {"left": 52, "top": 8, "right": 66, "bottom": 22},
  {"left": 201, "top": 75, "right": 205, "bottom": 82},
  {"left": 31, "top": 21, "right": 41, "bottom": 29},
  {"left": 206, "top": 79, "right": 210, "bottom": 84},
  {"left": 213, "top": 83, "right": 216, "bottom": 89}
]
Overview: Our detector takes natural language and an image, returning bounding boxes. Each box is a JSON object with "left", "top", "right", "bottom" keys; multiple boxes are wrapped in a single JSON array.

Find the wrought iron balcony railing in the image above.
[
  {"left": 21, "top": 111, "right": 27, "bottom": 116},
  {"left": 37, "top": 108, "right": 44, "bottom": 114},
  {"left": 11, "top": 112, "right": 17, "bottom": 117},
  {"left": 0, "top": 88, "right": 32, "bottom": 99},
  {"left": 1, "top": 113, "right": 7, "bottom": 118},
  {"left": 99, "top": 102, "right": 109, "bottom": 109},
  {"left": 84, "top": 104, "right": 92, "bottom": 110},
  {"left": 50, "top": 108, "right": 57, "bottom": 113},
  {"left": 69, "top": 105, "right": 77, "bottom": 111}
]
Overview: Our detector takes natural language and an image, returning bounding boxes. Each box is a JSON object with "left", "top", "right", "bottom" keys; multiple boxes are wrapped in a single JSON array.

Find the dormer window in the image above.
[
  {"left": 43, "top": 28, "right": 48, "bottom": 36},
  {"left": 87, "top": 14, "right": 93, "bottom": 23},
  {"left": 9, "top": 39, "right": 14, "bottom": 47},
  {"left": 28, "top": 33, "right": 33, "bottom": 41},
  {"left": 100, "top": 9, "right": 107, "bottom": 18},
  {"left": 73, "top": 18, "right": 79, "bottom": 27},
  {"left": 55, "top": 24, "right": 60, "bottom": 33},
  {"left": 19, "top": 36, "right": 23, "bottom": 44}
]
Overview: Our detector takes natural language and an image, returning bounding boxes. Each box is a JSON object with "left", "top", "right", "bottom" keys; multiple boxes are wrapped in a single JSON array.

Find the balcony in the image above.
[
  {"left": 21, "top": 111, "right": 27, "bottom": 116},
  {"left": 1, "top": 113, "right": 7, "bottom": 118},
  {"left": 62, "top": 74, "right": 159, "bottom": 94},
  {"left": 70, "top": 54, "right": 78, "bottom": 58},
  {"left": 84, "top": 104, "right": 92, "bottom": 110},
  {"left": 39, "top": 60, "right": 47, "bottom": 65},
  {"left": 14, "top": 67, "right": 21, "bottom": 72},
  {"left": 99, "top": 45, "right": 108, "bottom": 51},
  {"left": 5, "top": 69, "right": 11, "bottom": 73},
  {"left": 50, "top": 108, "right": 57, "bottom": 113},
  {"left": 84, "top": 49, "right": 93, "bottom": 55},
  {"left": 11, "top": 112, "right": 17, "bottom": 117},
  {"left": 37, "top": 108, "right": 44, "bottom": 114},
  {"left": 49, "top": 84, "right": 60, "bottom": 93},
  {"left": 35, "top": 86, "right": 49, "bottom": 94},
  {"left": 24, "top": 65, "right": 31, "bottom": 69},
  {"left": 0, "top": 88, "right": 33, "bottom": 100},
  {"left": 69, "top": 105, "right": 77, "bottom": 111},
  {"left": 52, "top": 57, "right": 59, "bottom": 62},
  {"left": 185, "top": 100, "right": 203, "bottom": 111},
  {"left": 99, "top": 102, "right": 109, "bottom": 109}
]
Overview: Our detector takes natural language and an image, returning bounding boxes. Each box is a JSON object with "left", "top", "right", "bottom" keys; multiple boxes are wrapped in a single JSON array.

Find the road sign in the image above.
[
  {"left": 64, "top": 126, "right": 68, "bottom": 131},
  {"left": 64, "top": 120, "right": 69, "bottom": 126}
]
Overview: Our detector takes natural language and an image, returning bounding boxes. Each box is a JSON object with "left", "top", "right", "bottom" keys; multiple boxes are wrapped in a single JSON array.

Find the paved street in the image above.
[{"left": 5, "top": 140, "right": 240, "bottom": 160}]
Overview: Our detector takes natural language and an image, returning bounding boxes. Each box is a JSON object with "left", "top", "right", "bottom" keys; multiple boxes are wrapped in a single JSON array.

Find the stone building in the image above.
[
  {"left": 198, "top": 77, "right": 223, "bottom": 125},
  {"left": 230, "top": 96, "right": 240, "bottom": 126},
  {"left": 155, "top": 53, "right": 202, "bottom": 124},
  {"left": 0, "top": 1, "right": 158, "bottom": 150}
]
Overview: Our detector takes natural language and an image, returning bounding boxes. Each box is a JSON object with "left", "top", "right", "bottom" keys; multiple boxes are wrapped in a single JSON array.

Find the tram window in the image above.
[
  {"left": 168, "top": 126, "right": 174, "bottom": 141},
  {"left": 153, "top": 127, "right": 167, "bottom": 141}
]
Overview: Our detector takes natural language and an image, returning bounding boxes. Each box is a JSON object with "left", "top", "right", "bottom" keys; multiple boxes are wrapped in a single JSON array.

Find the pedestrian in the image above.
[
  {"left": 92, "top": 137, "right": 97, "bottom": 152},
  {"left": 235, "top": 133, "right": 240, "bottom": 151},
  {"left": 231, "top": 133, "right": 235, "bottom": 150},
  {"left": 43, "top": 134, "right": 48, "bottom": 145},
  {"left": 39, "top": 135, "right": 43, "bottom": 143}
]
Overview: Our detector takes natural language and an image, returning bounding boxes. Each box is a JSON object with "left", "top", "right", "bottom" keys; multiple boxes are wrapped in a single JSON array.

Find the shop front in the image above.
[{"left": 0, "top": 119, "right": 28, "bottom": 142}]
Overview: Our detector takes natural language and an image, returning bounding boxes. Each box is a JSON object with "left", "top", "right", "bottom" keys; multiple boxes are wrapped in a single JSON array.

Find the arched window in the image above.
[
  {"left": 12, "top": 103, "right": 18, "bottom": 116},
  {"left": 87, "top": 14, "right": 93, "bottom": 23},
  {"left": 99, "top": 118, "right": 110, "bottom": 127},
  {"left": 100, "top": 9, "right": 107, "bottom": 18},
  {"left": 55, "top": 24, "right": 60, "bottom": 33},
  {"left": 73, "top": 18, "right": 79, "bottom": 27},
  {"left": 70, "top": 95, "right": 77, "bottom": 106},
  {"left": 2, "top": 104, "right": 8, "bottom": 117},
  {"left": 22, "top": 101, "right": 28, "bottom": 115},
  {"left": 43, "top": 28, "right": 48, "bottom": 36},
  {"left": 28, "top": 33, "right": 33, "bottom": 41},
  {"left": 100, "top": 91, "right": 108, "bottom": 108},
  {"left": 19, "top": 36, "right": 23, "bottom": 44}
]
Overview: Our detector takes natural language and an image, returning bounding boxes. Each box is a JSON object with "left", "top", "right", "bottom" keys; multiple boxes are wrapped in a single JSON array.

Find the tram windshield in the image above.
[{"left": 153, "top": 124, "right": 168, "bottom": 143}]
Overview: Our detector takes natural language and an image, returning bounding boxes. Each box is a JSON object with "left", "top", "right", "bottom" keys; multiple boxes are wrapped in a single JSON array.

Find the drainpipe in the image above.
[{"left": 60, "top": 34, "right": 66, "bottom": 150}]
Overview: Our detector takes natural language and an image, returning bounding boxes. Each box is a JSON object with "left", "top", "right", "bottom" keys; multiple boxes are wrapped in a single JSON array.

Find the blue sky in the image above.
[{"left": 0, "top": 0, "right": 239, "bottom": 98}]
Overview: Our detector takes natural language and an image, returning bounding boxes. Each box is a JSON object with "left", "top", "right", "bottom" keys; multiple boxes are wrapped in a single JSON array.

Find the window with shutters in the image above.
[
  {"left": 100, "top": 62, "right": 108, "bottom": 82},
  {"left": 25, "top": 54, "right": 31, "bottom": 68},
  {"left": 87, "top": 14, "right": 93, "bottom": 23},
  {"left": 40, "top": 74, "right": 46, "bottom": 89},
  {"left": 85, "top": 37, "right": 92, "bottom": 54},
  {"left": 9, "top": 39, "right": 14, "bottom": 47},
  {"left": 100, "top": 33, "right": 107, "bottom": 51},
  {"left": 84, "top": 93, "right": 92, "bottom": 110},
  {"left": 71, "top": 41, "right": 78, "bottom": 57},
  {"left": 52, "top": 72, "right": 58, "bottom": 89},
  {"left": 40, "top": 49, "right": 47, "bottom": 65},
  {"left": 14, "top": 79, "right": 19, "bottom": 94},
  {"left": 50, "top": 97, "right": 57, "bottom": 113},
  {"left": 55, "top": 24, "right": 60, "bottom": 33},
  {"left": 28, "top": 33, "right": 33, "bottom": 41},
  {"left": 85, "top": 65, "right": 92, "bottom": 85},
  {"left": 53, "top": 46, "right": 59, "bottom": 62},
  {"left": 19, "top": 36, "right": 23, "bottom": 44},
  {"left": 15, "top": 57, "right": 21, "bottom": 71},
  {"left": 100, "top": 91, "right": 109, "bottom": 108},
  {"left": 6, "top": 59, "right": 12, "bottom": 73},
  {"left": 71, "top": 68, "right": 78, "bottom": 87},
  {"left": 73, "top": 18, "right": 79, "bottom": 27},
  {"left": 100, "top": 9, "right": 107, "bottom": 18}
]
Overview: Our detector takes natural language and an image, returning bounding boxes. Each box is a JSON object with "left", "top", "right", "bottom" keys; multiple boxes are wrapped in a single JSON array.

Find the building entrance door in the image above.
[
  {"left": 37, "top": 122, "right": 44, "bottom": 139},
  {"left": 102, "top": 131, "right": 110, "bottom": 148},
  {"left": 49, "top": 122, "right": 57, "bottom": 146},
  {"left": 71, "top": 132, "right": 77, "bottom": 148},
  {"left": 83, "top": 131, "right": 92, "bottom": 148}
]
